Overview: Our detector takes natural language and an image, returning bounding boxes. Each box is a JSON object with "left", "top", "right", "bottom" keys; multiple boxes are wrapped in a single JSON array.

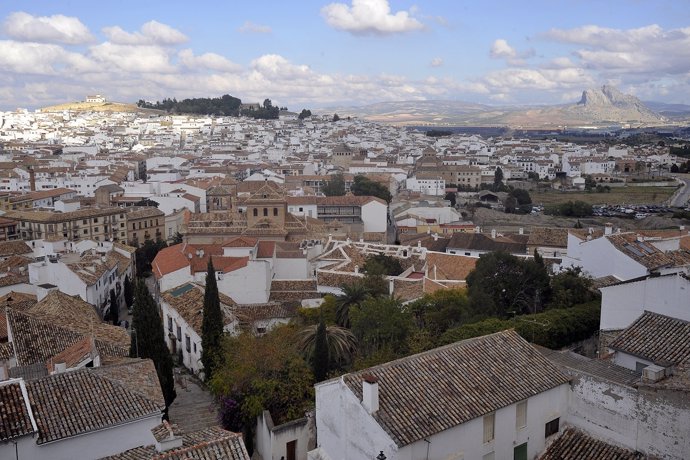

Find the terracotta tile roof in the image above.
[
  {"left": 190, "top": 255, "right": 248, "bottom": 275},
  {"left": 92, "top": 359, "right": 166, "bottom": 406},
  {"left": 222, "top": 236, "right": 258, "bottom": 248},
  {"left": 161, "top": 284, "right": 235, "bottom": 335},
  {"left": 606, "top": 233, "right": 690, "bottom": 270},
  {"left": 256, "top": 240, "right": 275, "bottom": 258},
  {"left": 230, "top": 303, "right": 295, "bottom": 324},
  {"left": 0, "top": 379, "right": 36, "bottom": 441},
  {"left": 538, "top": 427, "right": 646, "bottom": 459},
  {"left": 126, "top": 206, "right": 165, "bottom": 220},
  {"left": 340, "top": 330, "right": 569, "bottom": 447},
  {"left": 537, "top": 346, "right": 640, "bottom": 387},
  {"left": 26, "top": 361, "right": 164, "bottom": 444},
  {"left": 65, "top": 251, "right": 122, "bottom": 286},
  {"left": 447, "top": 232, "right": 527, "bottom": 254},
  {"left": 28, "top": 290, "right": 130, "bottom": 347},
  {"left": 0, "top": 240, "right": 32, "bottom": 257},
  {"left": 425, "top": 252, "right": 477, "bottom": 281},
  {"left": 526, "top": 227, "right": 569, "bottom": 248},
  {"left": 151, "top": 420, "right": 183, "bottom": 442},
  {"left": 7, "top": 309, "right": 129, "bottom": 367},
  {"left": 153, "top": 243, "right": 225, "bottom": 279},
  {"left": 103, "top": 426, "right": 249, "bottom": 460},
  {"left": 608, "top": 311, "right": 690, "bottom": 367},
  {"left": 46, "top": 336, "right": 97, "bottom": 373}
]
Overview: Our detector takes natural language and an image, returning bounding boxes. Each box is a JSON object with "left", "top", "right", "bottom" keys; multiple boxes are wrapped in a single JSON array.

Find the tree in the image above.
[
  {"left": 332, "top": 113, "right": 340, "bottom": 122},
  {"left": 444, "top": 191, "right": 457, "bottom": 207},
  {"left": 201, "top": 260, "right": 224, "bottom": 381},
  {"left": 335, "top": 282, "right": 369, "bottom": 328},
  {"left": 549, "top": 267, "right": 596, "bottom": 310},
  {"left": 466, "top": 251, "right": 550, "bottom": 318},
  {"left": 109, "top": 289, "right": 119, "bottom": 326},
  {"left": 123, "top": 275, "right": 134, "bottom": 310},
  {"left": 351, "top": 175, "right": 392, "bottom": 203},
  {"left": 671, "top": 163, "right": 680, "bottom": 173},
  {"left": 298, "top": 109, "right": 312, "bottom": 120},
  {"left": 299, "top": 320, "right": 357, "bottom": 373},
  {"left": 322, "top": 173, "right": 345, "bottom": 196},
  {"left": 130, "top": 279, "right": 176, "bottom": 407},
  {"left": 312, "top": 318, "right": 329, "bottom": 382},
  {"left": 135, "top": 238, "right": 168, "bottom": 275},
  {"left": 493, "top": 167, "right": 504, "bottom": 191},
  {"left": 405, "top": 288, "right": 473, "bottom": 346},
  {"left": 363, "top": 254, "right": 403, "bottom": 277},
  {"left": 172, "top": 232, "right": 184, "bottom": 244},
  {"left": 351, "top": 296, "right": 413, "bottom": 363}
]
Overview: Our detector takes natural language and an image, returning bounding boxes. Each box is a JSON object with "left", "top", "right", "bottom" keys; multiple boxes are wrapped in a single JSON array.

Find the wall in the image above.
[
  {"left": 600, "top": 273, "right": 690, "bottom": 331},
  {"left": 567, "top": 373, "right": 690, "bottom": 459},
  {"left": 255, "top": 410, "right": 315, "bottom": 460},
  {"left": 315, "top": 377, "right": 569, "bottom": 460},
  {"left": 562, "top": 236, "right": 646, "bottom": 280},
  {"left": 273, "top": 257, "right": 309, "bottom": 280},
  {"left": 361, "top": 201, "right": 387, "bottom": 233},
  {"left": 213, "top": 260, "right": 271, "bottom": 304},
  {"left": 2, "top": 415, "right": 160, "bottom": 460},
  {"left": 159, "top": 267, "right": 191, "bottom": 293}
]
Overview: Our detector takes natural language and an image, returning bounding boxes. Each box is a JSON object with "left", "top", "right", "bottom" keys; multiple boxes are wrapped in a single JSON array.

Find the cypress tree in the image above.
[
  {"left": 201, "top": 260, "right": 223, "bottom": 381},
  {"left": 110, "top": 289, "right": 119, "bottom": 326},
  {"left": 130, "top": 278, "right": 176, "bottom": 407},
  {"left": 312, "top": 316, "right": 330, "bottom": 382},
  {"left": 123, "top": 275, "right": 134, "bottom": 310}
]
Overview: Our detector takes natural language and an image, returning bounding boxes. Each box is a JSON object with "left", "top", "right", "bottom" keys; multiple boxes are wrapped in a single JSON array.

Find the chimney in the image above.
[
  {"left": 362, "top": 374, "right": 379, "bottom": 413},
  {"left": 29, "top": 167, "right": 36, "bottom": 192},
  {"left": 518, "top": 227, "right": 524, "bottom": 235},
  {"left": 54, "top": 362, "right": 67, "bottom": 373},
  {"left": 604, "top": 223, "right": 613, "bottom": 235},
  {"left": 154, "top": 422, "right": 183, "bottom": 452},
  {"left": 491, "top": 229, "right": 497, "bottom": 239}
]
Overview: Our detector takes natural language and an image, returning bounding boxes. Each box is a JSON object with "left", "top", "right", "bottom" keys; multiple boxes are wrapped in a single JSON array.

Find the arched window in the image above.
[
  {"left": 273, "top": 208, "right": 278, "bottom": 216},
  {"left": 253, "top": 208, "right": 258, "bottom": 217},
  {"left": 263, "top": 208, "right": 268, "bottom": 216}
]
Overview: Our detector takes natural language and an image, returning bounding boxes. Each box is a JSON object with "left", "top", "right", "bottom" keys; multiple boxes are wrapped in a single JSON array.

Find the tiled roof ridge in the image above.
[
  {"left": 91, "top": 360, "right": 166, "bottom": 408},
  {"left": 151, "top": 432, "right": 244, "bottom": 460}
]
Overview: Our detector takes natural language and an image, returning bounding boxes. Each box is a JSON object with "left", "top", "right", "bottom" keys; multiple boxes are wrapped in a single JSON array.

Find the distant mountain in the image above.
[
  {"left": 324, "top": 86, "right": 669, "bottom": 127},
  {"left": 643, "top": 100, "right": 690, "bottom": 119}
]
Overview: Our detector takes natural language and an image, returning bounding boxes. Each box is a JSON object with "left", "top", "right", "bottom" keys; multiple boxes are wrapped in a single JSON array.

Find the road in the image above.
[{"left": 670, "top": 177, "right": 690, "bottom": 208}]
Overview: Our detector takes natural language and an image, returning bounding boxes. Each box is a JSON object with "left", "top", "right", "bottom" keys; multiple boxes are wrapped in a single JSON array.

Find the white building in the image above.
[
  {"left": 313, "top": 330, "right": 570, "bottom": 460},
  {"left": 405, "top": 177, "right": 446, "bottom": 196}
]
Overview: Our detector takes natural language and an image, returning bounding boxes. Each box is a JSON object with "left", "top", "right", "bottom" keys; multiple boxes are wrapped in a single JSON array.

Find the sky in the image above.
[{"left": 1, "top": 0, "right": 690, "bottom": 110}]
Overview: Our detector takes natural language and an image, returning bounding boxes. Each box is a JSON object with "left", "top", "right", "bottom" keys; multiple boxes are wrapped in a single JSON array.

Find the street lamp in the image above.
[{"left": 376, "top": 451, "right": 386, "bottom": 460}]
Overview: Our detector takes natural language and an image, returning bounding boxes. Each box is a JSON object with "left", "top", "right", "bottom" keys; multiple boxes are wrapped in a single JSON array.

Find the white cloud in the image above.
[
  {"left": 102, "top": 20, "right": 187, "bottom": 45},
  {"left": 3, "top": 11, "right": 94, "bottom": 44},
  {"left": 89, "top": 42, "right": 176, "bottom": 73},
  {"left": 178, "top": 49, "right": 242, "bottom": 72},
  {"left": 430, "top": 57, "right": 443, "bottom": 67},
  {"left": 238, "top": 21, "right": 272, "bottom": 34},
  {"left": 490, "top": 39, "right": 516, "bottom": 59},
  {"left": 321, "top": 0, "right": 424, "bottom": 35},
  {"left": 544, "top": 24, "right": 690, "bottom": 76}
]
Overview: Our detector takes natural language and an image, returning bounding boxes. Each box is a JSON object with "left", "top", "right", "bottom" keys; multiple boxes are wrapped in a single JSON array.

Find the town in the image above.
[{"left": 0, "top": 95, "right": 689, "bottom": 460}]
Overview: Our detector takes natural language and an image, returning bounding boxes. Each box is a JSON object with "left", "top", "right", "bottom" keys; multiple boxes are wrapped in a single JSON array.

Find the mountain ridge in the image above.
[{"left": 323, "top": 86, "right": 671, "bottom": 127}]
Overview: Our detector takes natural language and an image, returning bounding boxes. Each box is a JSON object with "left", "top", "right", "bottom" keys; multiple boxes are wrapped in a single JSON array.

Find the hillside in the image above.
[{"left": 40, "top": 101, "right": 152, "bottom": 113}]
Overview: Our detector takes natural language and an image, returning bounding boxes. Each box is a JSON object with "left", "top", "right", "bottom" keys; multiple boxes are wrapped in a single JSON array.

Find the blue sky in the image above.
[{"left": 1, "top": 0, "right": 689, "bottom": 109}]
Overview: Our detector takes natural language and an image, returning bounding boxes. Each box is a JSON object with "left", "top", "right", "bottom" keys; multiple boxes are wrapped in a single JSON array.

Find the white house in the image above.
[
  {"left": 0, "top": 360, "right": 164, "bottom": 460},
  {"left": 405, "top": 177, "right": 446, "bottom": 196},
  {"left": 313, "top": 330, "right": 570, "bottom": 460},
  {"left": 160, "top": 283, "right": 237, "bottom": 375},
  {"left": 599, "top": 270, "right": 690, "bottom": 334}
]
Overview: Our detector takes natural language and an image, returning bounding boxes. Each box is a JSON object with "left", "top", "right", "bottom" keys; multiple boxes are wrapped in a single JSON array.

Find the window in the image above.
[
  {"left": 94, "top": 227, "right": 99, "bottom": 232},
  {"left": 298, "top": 207, "right": 303, "bottom": 212},
  {"left": 93, "top": 218, "right": 98, "bottom": 223},
  {"left": 83, "top": 229, "right": 88, "bottom": 234},
  {"left": 185, "top": 335, "right": 190, "bottom": 353},
  {"left": 132, "top": 223, "right": 136, "bottom": 230},
  {"left": 121, "top": 222, "right": 125, "bottom": 228},
  {"left": 273, "top": 207, "right": 278, "bottom": 216},
  {"left": 83, "top": 219, "right": 87, "bottom": 224},
  {"left": 514, "top": 443, "right": 527, "bottom": 460},
  {"left": 545, "top": 418, "right": 559, "bottom": 438},
  {"left": 168, "top": 316, "right": 172, "bottom": 332},
  {"left": 516, "top": 401, "right": 527, "bottom": 429},
  {"left": 253, "top": 208, "right": 258, "bottom": 217},
  {"left": 176, "top": 326, "right": 182, "bottom": 341},
  {"left": 483, "top": 413, "right": 495, "bottom": 443},
  {"left": 193, "top": 343, "right": 197, "bottom": 353},
  {"left": 263, "top": 208, "right": 268, "bottom": 216}
]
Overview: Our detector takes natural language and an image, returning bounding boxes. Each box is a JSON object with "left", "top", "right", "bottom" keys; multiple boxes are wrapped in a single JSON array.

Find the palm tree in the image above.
[
  {"left": 299, "top": 322, "right": 357, "bottom": 370},
  {"left": 335, "top": 282, "right": 369, "bottom": 328}
]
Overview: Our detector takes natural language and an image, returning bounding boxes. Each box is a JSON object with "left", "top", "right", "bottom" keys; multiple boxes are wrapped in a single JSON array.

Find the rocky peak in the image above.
[{"left": 576, "top": 85, "right": 663, "bottom": 121}]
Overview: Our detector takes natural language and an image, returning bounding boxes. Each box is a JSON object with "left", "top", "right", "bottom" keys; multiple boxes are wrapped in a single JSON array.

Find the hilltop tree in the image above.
[
  {"left": 332, "top": 113, "right": 340, "bottom": 122},
  {"left": 201, "top": 260, "right": 224, "bottom": 381},
  {"left": 298, "top": 109, "right": 312, "bottom": 120},
  {"left": 130, "top": 279, "right": 176, "bottom": 408},
  {"left": 493, "top": 167, "right": 504, "bottom": 191},
  {"left": 311, "top": 317, "right": 329, "bottom": 382}
]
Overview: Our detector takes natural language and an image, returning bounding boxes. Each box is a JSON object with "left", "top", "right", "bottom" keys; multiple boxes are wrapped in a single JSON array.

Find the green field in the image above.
[{"left": 531, "top": 186, "right": 677, "bottom": 206}]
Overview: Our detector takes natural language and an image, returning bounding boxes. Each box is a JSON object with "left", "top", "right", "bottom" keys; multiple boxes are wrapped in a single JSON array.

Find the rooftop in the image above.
[{"left": 339, "top": 330, "right": 569, "bottom": 447}]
